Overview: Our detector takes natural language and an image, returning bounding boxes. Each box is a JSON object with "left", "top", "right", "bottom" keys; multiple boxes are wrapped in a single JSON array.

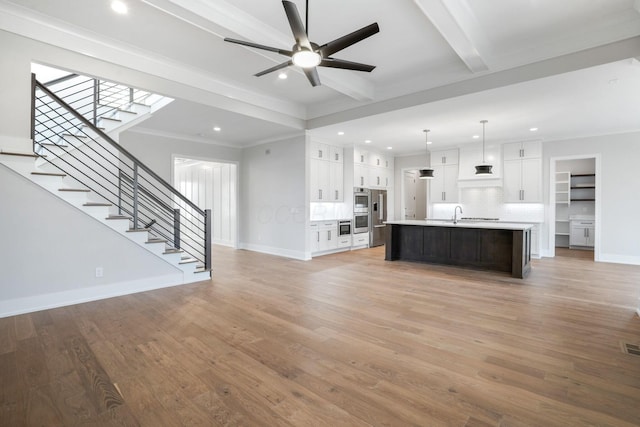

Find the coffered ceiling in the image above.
[{"left": 2, "top": 0, "right": 640, "bottom": 154}]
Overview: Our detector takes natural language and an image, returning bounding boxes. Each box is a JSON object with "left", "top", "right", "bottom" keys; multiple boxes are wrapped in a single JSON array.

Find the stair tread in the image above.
[
  {"left": 106, "top": 215, "right": 130, "bottom": 220},
  {"left": 39, "top": 142, "right": 70, "bottom": 147},
  {"left": 0, "top": 150, "right": 38, "bottom": 158},
  {"left": 146, "top": 238, "right": 167, "bottom": 244},
  {"left": 100, "top": 117, "right": 122, "bottom": 122},
  {"left": 194, "top": 268, "right": 211, "bottom": 274},
  {"left": 115, "top": 108, "right": 138, "bottom": 114},
  {"left": 127, "top": 228, "right": 151, "bottom": 232},
  {"left": 62, "top": 133, "right": 88, "bottom": 138},
  {"left": 84, "top": 202, "right": 111, "bottom": 207},
  {"left": 59, "top": 188, "right": 90, "bottom": 192},
  {"left": 179, "top": 258, "right": 198, "bottom": 264},
  {"left": 31, "top": 172, "right": 66, "bottom": 177},
  {"left": 163, "top": 249, "right": 184, "bottom": 254}
]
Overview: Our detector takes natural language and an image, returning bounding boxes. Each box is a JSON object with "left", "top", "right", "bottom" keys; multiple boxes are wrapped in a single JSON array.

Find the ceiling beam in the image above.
[
  {"left": 145, "top": 0, "right": 375, "bottom": 101},
  {"left": 413, "top": 0, "right": 488, "bottom": 73},
  {"left": 0, "top": 1, "right": 305, "bottom": 130},
  {"left": 308, "top": 36, "right": 640, "bottom": 129}
]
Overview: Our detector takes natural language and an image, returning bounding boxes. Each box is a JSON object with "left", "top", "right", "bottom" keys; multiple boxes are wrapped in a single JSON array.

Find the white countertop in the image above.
[{"left": 385, "top": 219, "right": 535, "bottom": 231}]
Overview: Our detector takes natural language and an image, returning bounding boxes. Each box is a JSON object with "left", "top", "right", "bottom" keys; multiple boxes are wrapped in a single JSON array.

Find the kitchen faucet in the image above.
[{"left": 453, "top": 205, "right": 463, "bottom": 224}]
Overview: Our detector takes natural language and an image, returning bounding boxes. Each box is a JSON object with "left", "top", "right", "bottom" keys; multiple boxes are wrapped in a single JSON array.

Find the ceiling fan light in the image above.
[
  {"left": 419, "top": 168, "right": 434, "bottom": 179},
  {"left": 292, "top": 50, "right": 321, "bottom": 68}
]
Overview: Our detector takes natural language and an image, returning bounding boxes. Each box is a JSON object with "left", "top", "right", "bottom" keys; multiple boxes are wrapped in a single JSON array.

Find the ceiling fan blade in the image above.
[
  {"left": 318, "top": 23, "right": 379, "bottom": 57},
  {"left": 224, "top": 38, "right": 293, "bottom": 56},
  {"left": 304, "top": 67, "right": 321, "bottom": 87},
  {"left": 319, "top": 58, "right": 376, "bottom": 72},
  {"left": 254, "top": 60, "right": 293, "bottom": 77},
  {"left": 282, "top": 0, "right": 312, "bottom": 50}
]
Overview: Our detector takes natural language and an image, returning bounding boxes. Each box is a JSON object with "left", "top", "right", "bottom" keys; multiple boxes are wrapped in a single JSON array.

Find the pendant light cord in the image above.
[
  {"left": 305, "top": 0, "right": 309, "bottom": 37},
  {"left": 423, "top": 129, "right": 430, "bottom": 158},
  {"left": 481, "top": 120, "right": 488, "bottom": 163}
]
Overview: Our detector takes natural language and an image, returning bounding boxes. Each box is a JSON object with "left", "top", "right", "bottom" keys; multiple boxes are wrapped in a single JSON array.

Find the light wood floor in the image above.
[{"left": 2, "top": 246, "right": 640, "bottom": 426}]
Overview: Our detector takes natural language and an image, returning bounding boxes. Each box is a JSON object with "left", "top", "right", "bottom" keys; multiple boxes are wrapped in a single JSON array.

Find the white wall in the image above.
[
  {"left": 119, "top": 131, "right": 241, "bottom": 182},
  {"left": 543, "top": 131, "right": 640, "bottom": 264},
  {"left": 0, "top": 163, "right": 184, "bottom": 317},
  {"left": 240, "top": 135, "right": 307, "bottom": 260},
  {"left": 0, "top": 31, "right": 33, "bottom": 151}
]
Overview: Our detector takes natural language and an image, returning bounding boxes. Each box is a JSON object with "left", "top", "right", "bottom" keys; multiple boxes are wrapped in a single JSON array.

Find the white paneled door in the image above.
[{"left": 174, "top": 158, "right": 238, "bottom": 248}]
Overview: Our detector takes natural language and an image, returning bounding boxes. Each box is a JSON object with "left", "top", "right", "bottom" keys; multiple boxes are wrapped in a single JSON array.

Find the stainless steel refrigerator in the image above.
[{"left": 369, "top": 189, "right": 387, "bottom": 247}]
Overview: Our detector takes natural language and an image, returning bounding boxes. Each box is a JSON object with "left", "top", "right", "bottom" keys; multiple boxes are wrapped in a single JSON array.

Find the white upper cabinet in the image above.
[
  {"left": 330, "top": 146, "right": 343, "bottom": 163},
  {"left": 354, "top": 146, "right": 369, "bottom": 165},
  {"left": 310, "top": 140, "right": 344, "bottom": 202},
  {"left": 431, "top": 149, "right": 459, "bottom": 165},
  {"left": 310, "top": 141, "right": 330, "bottom": 160},
  {"left": 429, "top": 149, "right": 459, "bottom": 202},
  {"left": 502, "top": 141, "right": 542, "bottom": 202},
  {"left": 430, "top": 164, "right": 459, "bottom": 203},
  {"left": 503, "top": 141, "right": 542, "bottom": 160},
  {"left": 353, "top": 146, "right": 393, "bottom": 189}
]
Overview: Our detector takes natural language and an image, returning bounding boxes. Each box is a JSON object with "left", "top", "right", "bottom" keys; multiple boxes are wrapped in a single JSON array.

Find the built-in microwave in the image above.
[
  {"left": 339, "top": 220, "right": 351, "bottom": 236},
  {"left": 354, "top": 188, "right": 370, "bottom": 213},
  {"left": 353, "top": 213, "right": 369, "bottom": 234}
]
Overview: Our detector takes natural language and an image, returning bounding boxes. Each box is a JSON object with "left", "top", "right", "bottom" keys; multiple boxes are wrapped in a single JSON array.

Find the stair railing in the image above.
[
  {"left": 31, "top": 74, "right": 211, "bottom": 271},
  {"left": 36, "top": 73, "right": 153, "bottom": 134}
]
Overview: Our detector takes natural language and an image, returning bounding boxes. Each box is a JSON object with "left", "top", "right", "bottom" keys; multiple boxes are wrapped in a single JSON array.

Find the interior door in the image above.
[{"left": 403, "top": 171, "right": 417, "bottom": 219}]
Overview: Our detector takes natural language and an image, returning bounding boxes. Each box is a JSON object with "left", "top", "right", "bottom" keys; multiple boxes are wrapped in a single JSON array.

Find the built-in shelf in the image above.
[
  {"left": 556, "top": 232, "right": 570, "bottom": 236},
  {"left": 571, "top": 198, "right": 595, "bottom": 201}
]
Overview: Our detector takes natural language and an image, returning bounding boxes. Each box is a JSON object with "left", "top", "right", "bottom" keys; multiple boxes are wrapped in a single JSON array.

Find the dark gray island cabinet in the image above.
[{"left": 384, "top": 220, "right": 534, "bottom": 278}]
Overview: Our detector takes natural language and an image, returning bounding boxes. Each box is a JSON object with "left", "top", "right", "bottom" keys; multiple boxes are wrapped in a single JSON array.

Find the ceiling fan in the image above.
[{"left": 224, "top": 0, "right": 379, "bottom": 87}]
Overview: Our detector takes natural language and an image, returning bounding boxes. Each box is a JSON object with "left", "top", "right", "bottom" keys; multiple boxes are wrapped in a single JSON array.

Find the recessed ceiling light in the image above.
[
  {"left": 111, "top": 0, "right": 128, "bottom": 14},
  {"left": 337, "top": 131, "right": 344, "bottom": 136},
  {"left": 472, "top": 135, "right": 480, "bottom": 139},
  {"left": 213, "top": 127, "right": 221, "bottom": 132},
  {"left": 386, "top": 146, "right": 392, "bottom": 150},
  {"left": 278, "top": 72, "right": 287, "bottom": 80},
  {"left": 426, "top": 140, "right": 433, "bottom": 145},
  {"left": 529, "top": 127, "right": 538, "bottom": 132},
  {"left": 365, "top": 139, "right": 371, "bottom": 144}
]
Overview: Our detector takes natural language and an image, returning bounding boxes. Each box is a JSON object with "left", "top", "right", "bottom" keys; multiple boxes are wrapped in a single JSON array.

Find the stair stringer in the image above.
[{"left": 0, "top": 154, "right": 210, "bottom": 311}]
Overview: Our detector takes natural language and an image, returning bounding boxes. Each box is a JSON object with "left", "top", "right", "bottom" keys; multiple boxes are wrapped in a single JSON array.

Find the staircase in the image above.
[{"left": 0, "top": 73, "right": 211, "bottom": 285}]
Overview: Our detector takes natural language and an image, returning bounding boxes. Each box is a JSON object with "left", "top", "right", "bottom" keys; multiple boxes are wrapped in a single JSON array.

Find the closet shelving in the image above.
[{"left": 554, "top": 171, "right": 571, "bottom": 247}]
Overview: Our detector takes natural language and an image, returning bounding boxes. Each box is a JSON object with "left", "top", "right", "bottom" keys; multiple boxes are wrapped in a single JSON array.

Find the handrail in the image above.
[
  {"left": 43, "top": 73, "right": 79, "bottom": 87},
  {"left": 34, "top": 80, "right": 205, "bottom": 216}
]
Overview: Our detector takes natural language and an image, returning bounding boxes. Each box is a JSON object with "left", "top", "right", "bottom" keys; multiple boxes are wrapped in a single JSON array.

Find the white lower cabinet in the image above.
[
  {"left": 337, "top": 235, "right": 352, "bottom": 248},
  {"left": 311, "top": 221, "right": 364, "bottom": 256},
  {"left": 570, "top": 220, "right": 595, "bottom": 248},
  {"left": 310, "top": 221, "right": 338, "bottom": 254},
  {"left": 352, "top": 233, "right": 369, "bottom": 248}
]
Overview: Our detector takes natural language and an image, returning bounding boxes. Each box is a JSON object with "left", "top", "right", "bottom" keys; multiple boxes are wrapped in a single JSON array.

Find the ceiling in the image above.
[{"left": 2, "top": 0, "right": 640, "bottom": 155}]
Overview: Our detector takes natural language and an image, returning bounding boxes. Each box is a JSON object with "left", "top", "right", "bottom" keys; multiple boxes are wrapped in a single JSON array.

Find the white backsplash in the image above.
[
  {"left": 431, "top": 187, "right": 544, "bottom": 222},
  {"left": 310, "top": 202, "right": 353, "bottom": 221}
]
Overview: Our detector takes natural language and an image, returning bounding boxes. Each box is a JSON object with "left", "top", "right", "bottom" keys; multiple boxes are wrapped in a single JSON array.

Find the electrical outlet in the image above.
[{"left": 95, "top": 267, "right": 104, "bottom": 278}]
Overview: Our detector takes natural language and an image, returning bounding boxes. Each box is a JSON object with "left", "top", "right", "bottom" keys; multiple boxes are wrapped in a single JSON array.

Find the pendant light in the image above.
[
  {"left": 475, "top": 119, "right": 493, "bottom": 175},
  {"left": 419, "top": 129, "right": 434, "bottom": 179}
]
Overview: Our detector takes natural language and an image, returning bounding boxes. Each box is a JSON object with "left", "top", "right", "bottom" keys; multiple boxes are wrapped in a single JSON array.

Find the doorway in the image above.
[
  {"left": 550, "top": 155, "right": 599, "bottom": 261},
  {"left": 402, "top": 169, "right": 427, "bottom": 220},
  {"left": 173, "top": 157, "right": 238, "bottom": 248}
]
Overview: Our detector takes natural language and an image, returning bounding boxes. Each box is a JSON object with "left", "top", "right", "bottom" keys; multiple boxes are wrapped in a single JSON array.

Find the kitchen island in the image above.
[{"left": 385, "top": 220, "right": 534, "bottom": 278}]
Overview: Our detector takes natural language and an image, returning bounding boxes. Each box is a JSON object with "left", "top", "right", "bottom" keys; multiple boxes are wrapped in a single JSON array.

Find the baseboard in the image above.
[
  {"left": 598, "top": 253, "right": 640, "bottom": 266},
  {"left": 238, "top": 242, "right": 307, "bottom": 261},
  {"left": 213, "top": 239, "right": 235, "bottom": 248},
  {"left": 0, "top": 274, "right": 186, "bottom": 318}
]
